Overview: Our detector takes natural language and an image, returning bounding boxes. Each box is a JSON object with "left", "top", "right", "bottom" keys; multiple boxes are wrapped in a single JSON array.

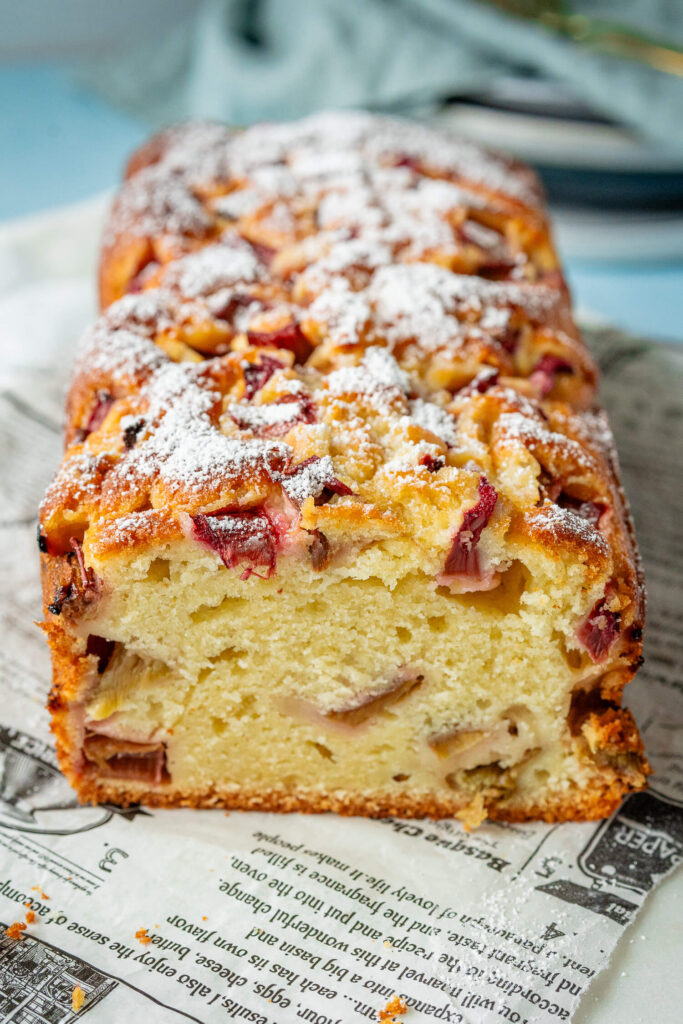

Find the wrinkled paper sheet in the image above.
[{"left": 0, "top": 204, "right": 681, "bottom": 1024}]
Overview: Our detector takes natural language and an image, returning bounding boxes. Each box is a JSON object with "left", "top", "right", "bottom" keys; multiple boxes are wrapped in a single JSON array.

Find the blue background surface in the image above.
[{"left": 2, "top": 62, "right": 682, "bottom": 343}]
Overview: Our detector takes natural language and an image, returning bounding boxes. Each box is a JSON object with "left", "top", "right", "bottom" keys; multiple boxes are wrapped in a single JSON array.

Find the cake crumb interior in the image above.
[{"left": 80, "top": 539, "right": 598, "bottom": 807}]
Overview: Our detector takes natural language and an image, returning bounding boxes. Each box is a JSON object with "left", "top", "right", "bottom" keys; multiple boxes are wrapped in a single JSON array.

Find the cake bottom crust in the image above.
[{"left": 71, "top": 772, "right": 641, "bottom": 825}]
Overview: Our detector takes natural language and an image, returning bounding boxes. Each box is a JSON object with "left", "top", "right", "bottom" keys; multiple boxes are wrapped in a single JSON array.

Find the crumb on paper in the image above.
[
  {"left": 25, "top": 910, "right": 36, "bottom": 924},
  {"left": 41, "top": 892, "right": 50, "bottom": 900},
  {"left": 379, "top": 994, "right": 408, "bottom": 1021},
  {"left": 5, "top": 921, "right": 27, "bottom": 941},
  {"left": 202, "top": 916, "right": 208, "bottom": 921},
  {"left": 383, "top": 939, "right": 392, "bottom": 947},
  {"left": 455, "top": 794, "right": 486, "bottom": 832},
  {"left": 72, "top": 986, "right": 85, "bottom": 1012},
  {"left": 135, "top": 927, "right": 152, "bottom": 945}
]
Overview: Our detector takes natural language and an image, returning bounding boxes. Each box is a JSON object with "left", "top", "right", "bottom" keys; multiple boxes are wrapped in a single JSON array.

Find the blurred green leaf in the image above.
[{"left": 481, "top": 1, "right": 683, "bottom": 76}]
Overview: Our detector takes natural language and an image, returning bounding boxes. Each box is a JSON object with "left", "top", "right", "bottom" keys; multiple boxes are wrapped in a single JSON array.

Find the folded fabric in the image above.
[{"left": 75, "top": 0, "right": 683, "bottom": 152}]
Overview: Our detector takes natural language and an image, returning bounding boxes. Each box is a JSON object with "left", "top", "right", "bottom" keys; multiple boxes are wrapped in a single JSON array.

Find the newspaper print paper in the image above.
[{"left": 0, "top": 235, "right": 681, "bottom": 1023}]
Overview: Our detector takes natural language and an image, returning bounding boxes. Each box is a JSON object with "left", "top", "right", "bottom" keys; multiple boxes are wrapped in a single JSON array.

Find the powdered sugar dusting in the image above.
[
  {"left": 76, "top": 325, "right": 167, "bottom": 382},
  {"left": 106, "top": 163, "right": 212, "bottom": 246},
  {"left": 128, "top": 362, "right": 290, "bottom": 494},
  {"left": 107, "top": 111, "right": 542, "bottom": 258},
  {"left": 164, "top": 238, "right": 263, "bottom": 299},
  {"left": 308, "top": 278, "right": 372, "bottom": 348},
  {"left": 538, "top": 502, "right": 610, "bottom": 553},
  {"left": 370, "top": 264, "right": 468, "bottom": 351},
  {"left": 228, "top": 401, "right": 304, "bottom": 432},
  {"left": 104, "top": 111, "right": 570, "bottom": 375},
  {"left": 326, "top": 347, "right": 410, "bottom": 403},
  {"left": 363, "top": 348, "right": 411, "bottom": 392},
  {"left": 104, "top": 290, "right": 175, "bottom": 335},
  {"left": 404, "top": 398, "right": 457, "bottom": 446},
  {"left": 40, "top": 451, "right": 116, "bottom": 515},
  {"left": 280, "top": 456, "right": 337, "bottom": 505},
  {"left": 498, "top": 411, "right": 596, "bottom": 472}
]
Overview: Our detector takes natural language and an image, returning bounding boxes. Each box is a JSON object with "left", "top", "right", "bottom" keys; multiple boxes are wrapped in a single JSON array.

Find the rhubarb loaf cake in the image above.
[{"left": 39, "top": 112, "right": 648, "bottom": 825}]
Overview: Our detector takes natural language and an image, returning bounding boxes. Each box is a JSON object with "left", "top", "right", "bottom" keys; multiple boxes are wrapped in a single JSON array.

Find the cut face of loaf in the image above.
[
  {"left": 42, "top": 521, "right": 644, "bottom": 824},
  {"left": 40, "top": 112, "right": 648, "bottom": 824}
]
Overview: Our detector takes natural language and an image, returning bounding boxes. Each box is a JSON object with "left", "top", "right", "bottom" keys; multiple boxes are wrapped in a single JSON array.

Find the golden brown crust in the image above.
[{"left": 59, "top": 742, "right": 647, "bottom": 825}]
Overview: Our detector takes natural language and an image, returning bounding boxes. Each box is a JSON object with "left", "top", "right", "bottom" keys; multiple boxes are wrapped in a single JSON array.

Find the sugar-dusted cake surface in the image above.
[{"left": 40, "top": 113, "right": 647, "bottom": 826}]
